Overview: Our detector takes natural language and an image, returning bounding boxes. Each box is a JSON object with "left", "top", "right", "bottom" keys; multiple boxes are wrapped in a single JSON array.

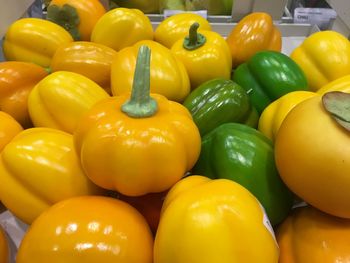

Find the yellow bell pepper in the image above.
[
  {"left": 171, "top": 23, "right": 232, "bottom": 89},
  {"left": 0, "top": 127, "right": 104, "bottom": 224},
  {"left": 0, "top": 111, "right": 23, "bottom": 152},
  {"left": 291, "top": 31, "right": 350, "bottom": 91},
  {"left": 0, "top": 61, "right": 48, "bottom": 128},
  {"left": 111, "top": 40, "right": 190, "bottom": 102},
  {"left": 16, "top": 196, "right": 153, "bottom": 263},
  {"left": 0, "top": 226, "right": 9, "bottom": 263},
  {"left": 226, "top": 12, "right": 282, "bottom": 68},
  {"left": 317, "top": 74, "right": 350, "bottom": 95},
  {"left": 74, "top": 46, "right": 201, "bottom": 196},
  {"left": 47, "top": 0, "right": 106, "bottom": 41},
  {"left": 258, "top": 91, "right": 317, "bottom": 141},
  {"left": 50, "top": 41, "right": 118, "bottom": 95},
  {"left": 154, "top": 175, "right": 279, "bottom": 263},
  {"left": 28, "top": 71, "right": 110, "bottom": 134},
  {"left": 91, "top": 8, "right": 153, "bottom": 51},
  {"left": 154, "top": 12, "right": 212, "bottom": 49},
  {"left": 2, "top": 18, "right": 74, "bottom": 68},
  {"left": 276, "top": 205, "right": 350, "bottom": 263}
]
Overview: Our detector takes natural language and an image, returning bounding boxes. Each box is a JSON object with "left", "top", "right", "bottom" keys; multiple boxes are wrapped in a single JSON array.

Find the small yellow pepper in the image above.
[
  {"left": 291, "top": 31, "right": 350, "bottom": 91},
  {"left": 0, "top": 111, "right": 23, "bottom": 152},
  {"left": 74, "top": 46, "right": 201, "bottom": 196},
  {"left": 111, "top": 40, "right": 190, "bottom": 102},
  {"left": 2, "top": 18, "right": 74, "bottom": 68},
  {"left": 171, "top": 23, "right": 232, "bottom": 89}
]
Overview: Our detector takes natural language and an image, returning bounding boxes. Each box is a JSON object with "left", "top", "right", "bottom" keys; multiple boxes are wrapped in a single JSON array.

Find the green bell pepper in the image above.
[
  {"left": 183, "top": 78, "right": 258, "bottom": 136},
  {"left": 232, "top": 50, "right": 308, "bottom": 114},
  {"left": 192, "top": 122, "right": 294, "bottom": 225}
]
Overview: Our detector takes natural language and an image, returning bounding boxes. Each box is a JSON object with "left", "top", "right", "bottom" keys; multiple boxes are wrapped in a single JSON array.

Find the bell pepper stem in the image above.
[
  {"left": 121, "top": 45, "right": 158, "bottom": 118},
  {"left": 183, "top": 22, "right": 206, "bottom": 50}
]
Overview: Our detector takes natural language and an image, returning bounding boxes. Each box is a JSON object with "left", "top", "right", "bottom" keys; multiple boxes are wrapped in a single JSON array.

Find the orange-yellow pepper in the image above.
[
  {"left": 171, "top": 23, "right": 232, "bottom": 89},
  {"left": 74, "top": 46, "right": 201, "bottom": 196},
  {"left": 276, "top": 205, "right": 350, "bottom": 263},
  {"left": 28, "top": 71, "right": 110, "bottom": 134},
  {"left": 91, "top": 8, "right": 153, "bottom": 51},
  {"left": 0, "top": 226, "right": 9, "bottom": 263},
  {"left": 0, "top": 127, "right": 104, "bottom": 224},
  {"left": 0, "top": 61, "right": 48, "bottom": 128},
  {"left": 47, "top": 0, "right": 106, "bottom": 41},
  {"left": 154, "top": 175, "right": 279, "bottom": 263},
  {"left": 50, "top": 41, "right": 118, "bottom": 94},
  {"left": 291, "top": 31, "right": 350, "bottom": 91},
  {"left": 111, "top": 40, "right": 190, "bottom": 102},
  {"left": 16, "top": 196, "right": 153, "bottom": 263},
  {"left": 0, "top": 111, "right": 23, "bottom": 152},
  {"left": 154, "top": 13, "right": 212, "bottom": 49},
  {"left": 226, "top": 12, "right": 282, "bottom": 68},
  {"left": 2, "top": 18, "right": 74, "bottom": 68}
]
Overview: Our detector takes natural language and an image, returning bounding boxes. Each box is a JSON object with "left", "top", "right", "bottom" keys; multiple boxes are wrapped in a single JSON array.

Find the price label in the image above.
[
  {"left": 294, "top": 8, "right": 337, "bottom": 30},
  {"left": 163, "top": 9, "right": 208, "bottom": 19}
]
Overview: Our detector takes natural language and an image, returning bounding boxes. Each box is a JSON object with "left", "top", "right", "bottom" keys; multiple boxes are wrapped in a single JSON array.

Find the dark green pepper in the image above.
[
  {"left": 183, "top": 78, "right": 258, "bottom": 136},
  {"left": 232, "top": 50, "right": 308, "bottom": 114},
  {"left": 192, "top": 122, "right": 294, "bottom": 225}
]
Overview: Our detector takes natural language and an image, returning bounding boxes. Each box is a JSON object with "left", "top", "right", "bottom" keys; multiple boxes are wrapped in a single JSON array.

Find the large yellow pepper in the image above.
[
  {"left": 2, "top": 18, "right": 74, "bottom": 68},
  {"left": 111, "top": 40, "right": 190, "bottom": 102},
  {"left": 47, "top": 0, "right": 106, "bottom": 41},
  {"left": 0, "top": 61, "right": 48, "bottom": 128},
  {"left": 291, "top": 31, "right": 350, "bottom": 91},
  {"left": 50, "top": 41, "right": 118, "bottom": 94},
  {"left": 0, "top": 111, "right": 23, "bottom": 152},
  {"left": 91, "top": 8, "right": 153, "bottom": 51},
  {"left": 276, "top": 205, "right": 350, "bottom": 263},
  {"left": 0, "top": 127, "right": 104, "bottom": 224},
  {"left": 0, "top": 226, "right": 9, "bottom": 263},
  {"left": 154, "top": 13, "right": 212, "bottom": 49},
  {"left": 171, "top": 23, "right": 232, "bottom": 89},
  {"left": 258, "top": 91, "right": 317, "bottom": 142},
  {"left": 154, "top": 175, "right": 279, "bottom": 263},
  {"left": 74, "top": 46, "right": 201, "bottom": 196},
  {"left": 16, "top": 196, "right": 153, "bottom": 263},
  {"left": 317, "top": 74, "right": 350, "bottom": 95},
  {"left": 226, "top": 12, "right": 282, "bottom": 68},
  {"left": 28, "top": 71, "right": 110, "bottom": 134}
]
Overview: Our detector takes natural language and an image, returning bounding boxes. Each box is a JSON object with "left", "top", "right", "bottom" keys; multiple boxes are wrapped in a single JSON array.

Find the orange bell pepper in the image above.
[
  {"left": 276, "top": 205, "right": 350, "bottom": 263},
  {"left": 226, "top": 12, "right": 282, "bottom": 68},
  {"left": 47, "top": 0, "right": 106, "bottom": 40},
  {"left": 50, "top": 41, "right": 118, "bottom": 94},
  {"left": 0, "top": 226, "right": 9, "bottom": 263},
  {"left": 74, "top": 45, "right": 201, "bottom": 196},
  {"left": 0, "top": 61, "right": 48, "bottom": 128},
  {"left": 0, "top": 111, "right": 23, "bottom": 152}
]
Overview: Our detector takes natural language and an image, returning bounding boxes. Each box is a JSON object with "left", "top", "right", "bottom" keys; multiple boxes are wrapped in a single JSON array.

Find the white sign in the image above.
[{"left": 294, "top": 8, "right": 337, "bottom": 30}]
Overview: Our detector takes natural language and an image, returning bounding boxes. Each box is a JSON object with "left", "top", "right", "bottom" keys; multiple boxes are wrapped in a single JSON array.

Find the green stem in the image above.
[
  {"left": 121, "top": 45, "right": 158, "bottom": 118},
  {"left": 183, "top": 22, "right": 206, "bottom": 50}
]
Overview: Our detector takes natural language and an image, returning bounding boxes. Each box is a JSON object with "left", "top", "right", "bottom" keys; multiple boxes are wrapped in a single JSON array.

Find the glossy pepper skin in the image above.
[
  {"left": 183, "top": 78, "right": 258, "bottom": 136},
  {"left": 171, "top": 23, "right": 232, "bottom": 89},
  {"left": 0, "top": 226, "right": 9, "bottom": 263},
  {"left": 74, "top": 46, "right": 201, "bottom": 196},
  {"left": 0, "top": 127, "right": 104, "bottom": 224},
  {"left": 50, "top": 41, "right": 118, "bottom": 94},
  {"left": 232, "top": 50, "right": 309, "bottom": 114},
  {"left": 47, "top": 0, "right": 106, "bottom": 41},
  {"left": 276, "top": 205, "right": 350, "bottom": 263},
  {"left": 192, "top": 123, "right": 294, "bottom": 225},
  {"left": 16, "top": 196, "right": 153, "bottom": 263},
  {"left": 226, "top": 12, "right": 282, "bottom": 68},
  {"left": 291, "top": 31, "right": 350, "bottom": 91},
  {"left": 154, "top": 13, "right": 212, "bottom": 49},
  {"left": 0, "top": 111, "right": 23, "bottom": 152},
  {"left": 154, "top": 175, "right": 279, "bottom": 263},
  {"left": 0, "top": 61, "right": 48, "bottom": 128},
  {"left": 2, "top": 18, "right": 74, "bottom": 68},
  {"left": 28, "top": 71, "right": 110, "bottom": 134},
  {"left": 91, "top": 8, "right": 153, "bottom": 52},
  {"left": 258, "top": 91, "right": 317, "bottom": 142},
  {"left": 111, "top": 40, "right": 190, "bottom": 102}
]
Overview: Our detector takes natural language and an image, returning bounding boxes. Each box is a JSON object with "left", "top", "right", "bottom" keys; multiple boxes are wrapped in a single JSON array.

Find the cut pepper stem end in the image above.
[
  {"left": 121, "top": 45, "right": 158, "bottom": 118},
  {"left": 183, "top": 22, "right": 206, "bottom": 50}
]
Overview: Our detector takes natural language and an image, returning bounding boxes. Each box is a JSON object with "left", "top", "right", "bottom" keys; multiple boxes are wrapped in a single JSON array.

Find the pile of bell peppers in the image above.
[{"left": 1, "top": 3, "right": 350, "bottom": 262}]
